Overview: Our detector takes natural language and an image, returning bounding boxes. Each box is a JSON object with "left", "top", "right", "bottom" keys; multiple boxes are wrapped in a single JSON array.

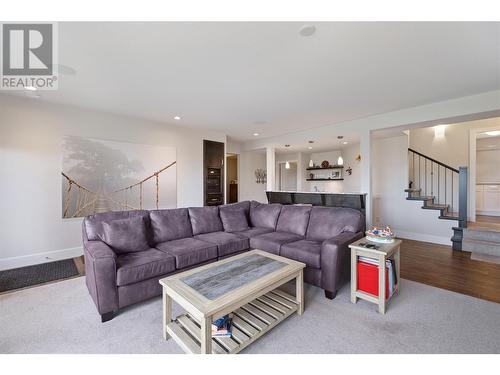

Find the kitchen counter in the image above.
[
  {"left": 268, "top": 190, "right": 367, "bottom": 195},
  {"left": 266, "top": 190, "right": 367, "bottom": 214}
]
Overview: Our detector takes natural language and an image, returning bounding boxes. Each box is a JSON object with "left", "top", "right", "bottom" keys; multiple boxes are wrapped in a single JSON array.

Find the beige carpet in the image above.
[{"left": 1, "top": 276, "right": 499, "bottom": 354}]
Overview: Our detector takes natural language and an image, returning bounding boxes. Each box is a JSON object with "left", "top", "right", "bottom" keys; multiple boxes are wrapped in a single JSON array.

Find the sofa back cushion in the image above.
[
  {"left": 249, "top": 201, "right": 282, "bottom": 229},
  {"left": 219, "top": 201, "right": 250, "bottom": 232},
  {"left": 220, "top": 200, "right": 250, "bottom": 214},
  {"left": 276, "top": 205, "right": 312, "bottom": 236},
  {"left": 306, "top": 206, "right": 364, "bottom": 241},
  {"left": 149, "top": 208, "right": 192, "bottom": 243},
  {"left": 84, "top": 210, "right": 150, "bottom": 241},
  {"left": 188, "top": 206, "right": 223, "bottom": 235},
  {"left": 99, "top": 216, "right": 150, "bottom": 254}
]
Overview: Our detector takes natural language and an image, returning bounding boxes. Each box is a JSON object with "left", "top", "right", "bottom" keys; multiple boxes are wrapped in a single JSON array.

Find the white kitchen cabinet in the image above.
[
  {"left": 478, "top": 184, "right": 500, "bottom": 215},
  {"left": 476, "top": 185, "right": 484, "bottom": 211}
]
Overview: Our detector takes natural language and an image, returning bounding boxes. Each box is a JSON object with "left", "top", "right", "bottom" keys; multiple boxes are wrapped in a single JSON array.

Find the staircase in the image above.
[
  {"left": 405, "top": 148, "right": 468, "bottom": 250},
  {"left": 462, "top": 228, "right": 500, "bottom": 258}
]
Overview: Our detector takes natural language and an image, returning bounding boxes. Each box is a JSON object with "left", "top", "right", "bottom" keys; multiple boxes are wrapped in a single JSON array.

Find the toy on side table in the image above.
[{"left": 366, "top": 226, "right": 395, "bottom": 244}]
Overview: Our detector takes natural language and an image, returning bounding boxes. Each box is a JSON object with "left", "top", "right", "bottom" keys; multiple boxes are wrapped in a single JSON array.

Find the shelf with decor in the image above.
[
  {"left": 306, "top": 178, "right": 344, "bottom": 181},
  {"left": 306, "top": 166, "right": 344, "bottom": 171},
  {"left": 307, "top": 160, "right": 343, "bottom": 181}
]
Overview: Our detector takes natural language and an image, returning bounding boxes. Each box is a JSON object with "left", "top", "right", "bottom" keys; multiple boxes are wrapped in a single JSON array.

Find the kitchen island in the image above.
[{"left": 266, "top": 191, "right": 366, "bottom": 223}]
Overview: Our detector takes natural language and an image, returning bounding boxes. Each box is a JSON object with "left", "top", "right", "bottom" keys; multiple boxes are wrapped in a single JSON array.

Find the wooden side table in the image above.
[{"left": 349, "top": 237, "right": 402, "bottom": 314}]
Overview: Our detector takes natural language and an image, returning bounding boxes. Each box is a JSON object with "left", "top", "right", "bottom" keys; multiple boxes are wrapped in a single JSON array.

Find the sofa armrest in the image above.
[
  {"left": 320, "top": 231, "right": 363, "bottom": 293},
  {"left": 83, "top": 240, "right": 118, "bottom": 316},
  {"left": 85, "top": 240, "right": 116, "bottom": 259}
]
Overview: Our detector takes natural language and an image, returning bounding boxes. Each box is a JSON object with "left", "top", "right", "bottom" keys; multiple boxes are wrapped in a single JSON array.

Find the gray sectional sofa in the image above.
[{"left": 82, "top": 200, "right": 364, "bottom": 322}]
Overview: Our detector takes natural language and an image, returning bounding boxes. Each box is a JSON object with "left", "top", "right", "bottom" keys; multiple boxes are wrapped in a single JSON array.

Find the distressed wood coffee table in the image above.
[{"left": 159, "top": 249, "right": 305, "bottom": 354}]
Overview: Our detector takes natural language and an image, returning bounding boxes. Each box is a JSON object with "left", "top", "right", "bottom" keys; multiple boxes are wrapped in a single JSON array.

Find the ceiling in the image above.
[
  {"left": 8, "top": 22, "right": 500, "bottom": 141},
  {"left": 275, "top": 134, "right": 360, "bottom": 154}
]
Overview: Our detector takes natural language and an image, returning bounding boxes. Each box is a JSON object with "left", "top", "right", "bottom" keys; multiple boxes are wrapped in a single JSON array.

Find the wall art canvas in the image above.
[{"left": 62, "top": 136, "right": 176, "bottom": 218}]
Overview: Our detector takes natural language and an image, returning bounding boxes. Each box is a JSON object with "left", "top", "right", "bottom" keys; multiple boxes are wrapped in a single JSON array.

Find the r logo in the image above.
[{"left": 2, "top": 23, "right": 53, "bottom": 76}]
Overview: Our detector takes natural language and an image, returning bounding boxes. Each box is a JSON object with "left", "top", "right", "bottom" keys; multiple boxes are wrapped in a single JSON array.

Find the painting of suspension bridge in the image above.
[{"left": 62, "top": 136, "right": 176, "bottom": 218}]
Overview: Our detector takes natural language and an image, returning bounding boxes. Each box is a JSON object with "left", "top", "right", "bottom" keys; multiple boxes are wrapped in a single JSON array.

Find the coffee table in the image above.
[{"left": 159, "top": 249, "right": 305, "bottom": 354}]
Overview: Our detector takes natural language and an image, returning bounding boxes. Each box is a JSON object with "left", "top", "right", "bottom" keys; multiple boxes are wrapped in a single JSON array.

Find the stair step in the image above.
[
  {"left": 421, "top": 204, "right": 448, "bottom": 210},
  {"left": 439, "top": 215, "right": 460, "bottom": 221},
  {"left": 463, "top": 228, "right": 500, "bottom": 242},
  {"left": 462, "top": 238, "right": 500, "bottom": 257},
  {"left": 407, "top": 196, "right": 434, "bottom": 201}
]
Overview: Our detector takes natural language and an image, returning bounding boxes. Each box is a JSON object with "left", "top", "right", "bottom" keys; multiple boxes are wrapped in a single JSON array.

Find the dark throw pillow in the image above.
[{"left": 99, "top": 216, "right": 150, "bottom": 254}]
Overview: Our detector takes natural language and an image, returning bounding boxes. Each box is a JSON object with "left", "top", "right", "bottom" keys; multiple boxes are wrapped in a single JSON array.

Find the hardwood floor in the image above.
[
  {"left": 468, "top": 215, "right": 500, "bottom": 231},
  {"left": 74, "top": 255, "right": 86, "bottom": 276},
  {"left": 400, "top": 239, "right": 500, "bottom": 303}
]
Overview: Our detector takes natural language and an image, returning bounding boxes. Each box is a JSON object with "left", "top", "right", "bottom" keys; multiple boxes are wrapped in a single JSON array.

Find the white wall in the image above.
[
  {"left": 372, "top": 135, "right": 455, "bottom": 245},
  {"left": 409, "top": 117, "right": 500, "bottom": 169},
  {"left": 301, "top": 144, "right": 361, "bottom": 193},
  {"left": 239, "top": 150, "right": 267, "bottom": 203},
  {"left": 0, "top": 95, "right": 226, "bottom": 269}
]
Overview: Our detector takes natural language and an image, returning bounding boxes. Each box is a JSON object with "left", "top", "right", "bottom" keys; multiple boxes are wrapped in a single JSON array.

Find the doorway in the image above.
[
  {"left": 226, "top": 153, "right": 238, "bottom": 203},
  {"left": 278, "top": 161, "right": 297, "bottom": 191},
  {"left": 470, "top": 127, "right": 500, "bottom": 227}
]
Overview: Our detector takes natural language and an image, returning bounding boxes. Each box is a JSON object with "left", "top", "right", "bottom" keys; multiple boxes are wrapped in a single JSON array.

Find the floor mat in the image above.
[{"left": 0, "top": 259, "right": 79, "bottom": 293}]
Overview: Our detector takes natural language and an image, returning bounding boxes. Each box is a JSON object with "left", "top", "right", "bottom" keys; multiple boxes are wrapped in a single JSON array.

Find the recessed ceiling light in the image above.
[
  {"left": 25, "top": 86, "right": 37, "bottom": 91},
  {"left": 173, "top": 116, "right": 181, "bottom": 120},
  {"left": 253, "top": 133, "right": 259, "bottom": 136},
  {"left": 308, "top": 146, "right": 313, "bottom": 150},
  {"left": 343, "top": 141, "right": 348, "bottom": 145},
  {"left": 485, "top": 131, "right": 500, "bottom": 136},
  {"left": 299, "top": 25, "right": 316, "bottom": 37}
]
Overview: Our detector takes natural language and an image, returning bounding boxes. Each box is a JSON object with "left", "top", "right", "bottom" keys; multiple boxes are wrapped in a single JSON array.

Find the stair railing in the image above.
[{"left": 408, "top": 148, "right": 467, "bottom": 228}]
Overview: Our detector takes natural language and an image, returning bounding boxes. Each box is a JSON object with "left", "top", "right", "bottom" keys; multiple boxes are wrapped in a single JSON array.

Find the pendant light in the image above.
[{"left": 337, "top": 136, "right": 344, "bottom": 166}]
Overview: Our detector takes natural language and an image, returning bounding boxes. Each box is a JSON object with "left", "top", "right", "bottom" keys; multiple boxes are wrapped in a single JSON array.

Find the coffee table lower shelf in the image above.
[{"left": 166, "top": 289, "right": 298, "bottom": 354}]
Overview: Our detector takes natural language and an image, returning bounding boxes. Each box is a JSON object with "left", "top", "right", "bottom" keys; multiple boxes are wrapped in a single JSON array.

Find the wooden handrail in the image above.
[{"left": 408, "top": 148, "right": 459, "bottom": 173}]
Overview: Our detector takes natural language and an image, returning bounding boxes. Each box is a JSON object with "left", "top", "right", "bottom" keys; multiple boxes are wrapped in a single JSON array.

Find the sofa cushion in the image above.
[
  {"left": 276, "top": 205, "right": 312, "bottom": 236},
  {"left": 195, "top": 231, "right": 250, "bottom": 257},
  {"left": 281, "top": 240, "right": 321, "bottom": 269},
  {"left": 84, "top": 210, "right": 150, "bottom": 241},
  {"left": 188, "top": 206, "right": 223, "bottom": 235},
  {"left": 149, "top": 208, "right": 192, "bottom": 243},
  {"left": 219, "top": 206, "right": 249, "bottom": 233},
  {"left": 219, "top": 201, "right": 250, "bottom": 214},
  {"left": 99, "top": 216, "right": 150, "bottom": 254},
  {"left": 249, "top": 201, "right": 282, "bottom": 229},
  {"left": 306, "top": 206, "right": 364, "bottom": 241},
  {"left": 250, "top": 231, "right": 303, "bottom": 255},
  {"left": 156, "top": 237, "right": 218, "bottom": 269},
  {"left": 236, "top": 227, "right": 275, "bottom": 238},
  {"left": 116, "top": 248, "right": 176, "bottom": 286}
]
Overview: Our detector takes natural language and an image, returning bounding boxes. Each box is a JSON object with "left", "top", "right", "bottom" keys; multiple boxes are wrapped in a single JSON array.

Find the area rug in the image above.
[
  {"left": 0, "top": 276, "right": 499, "bottom": 354},
  {"left": 0, "top": 259, "right": 79, "bottom": 293}
]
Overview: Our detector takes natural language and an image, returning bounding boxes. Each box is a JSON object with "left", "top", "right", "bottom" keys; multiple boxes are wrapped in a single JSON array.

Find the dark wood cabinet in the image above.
[
  {"left": 229, "top": 183, "right": 238, "bottom": 203},
  {"left": 203, "top": 140, "right": 225, "bottom": 206}
]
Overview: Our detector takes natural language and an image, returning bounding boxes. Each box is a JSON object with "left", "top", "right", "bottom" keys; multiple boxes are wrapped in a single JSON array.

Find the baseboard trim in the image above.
[
  {"left": 0, "top": 246, "right": 83, "bottom": 271},
  {"left": 394, "top": 230, "right": 451, "bottom": 246},
  {"left": 477, "top": 211, "right": 500, "bottom": 217}
]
